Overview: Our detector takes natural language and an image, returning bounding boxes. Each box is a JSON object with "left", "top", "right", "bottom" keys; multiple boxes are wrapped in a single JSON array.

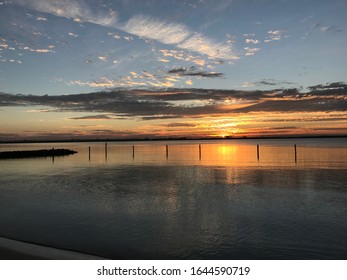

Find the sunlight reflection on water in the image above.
[{"left": 0, "top": 139, "right": 346, "bottom": 259}]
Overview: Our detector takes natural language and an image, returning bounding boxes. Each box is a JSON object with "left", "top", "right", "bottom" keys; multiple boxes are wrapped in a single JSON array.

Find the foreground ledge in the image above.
[{"left": 0, "top": 236, "right": 106, "bottom": 260}]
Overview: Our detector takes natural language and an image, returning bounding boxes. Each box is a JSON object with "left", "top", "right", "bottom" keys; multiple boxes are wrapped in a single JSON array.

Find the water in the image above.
[{"left": 0, "top": 138, "right": 346, "bottom": 259}]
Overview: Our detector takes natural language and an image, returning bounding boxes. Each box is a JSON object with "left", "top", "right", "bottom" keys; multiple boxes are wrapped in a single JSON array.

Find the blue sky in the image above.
[
  {"left": 0, "top": 0, "right": 346, "bottom": 140},
  {"left": 1, "top": 0, "right": 346, "bottom": 95}
]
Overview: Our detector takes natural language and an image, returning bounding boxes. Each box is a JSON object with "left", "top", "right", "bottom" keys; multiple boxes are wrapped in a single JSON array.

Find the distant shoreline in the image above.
[{"left": 0, "top": 135, "right": 346, "bottom": 144}]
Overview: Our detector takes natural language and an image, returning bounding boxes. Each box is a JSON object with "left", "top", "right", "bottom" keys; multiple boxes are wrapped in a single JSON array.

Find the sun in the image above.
[{"left": 216, "top": 127, "right": 241, "bottom": 139}]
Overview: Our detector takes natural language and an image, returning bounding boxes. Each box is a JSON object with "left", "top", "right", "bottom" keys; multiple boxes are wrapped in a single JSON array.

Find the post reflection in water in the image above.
[{"left": 0, "top": 139, "right": 346, "bottom": 259}]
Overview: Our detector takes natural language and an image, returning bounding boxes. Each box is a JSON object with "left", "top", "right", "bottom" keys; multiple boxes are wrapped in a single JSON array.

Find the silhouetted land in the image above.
[{"left": 0, "top": 149, "right": 77, "bottom": 159}]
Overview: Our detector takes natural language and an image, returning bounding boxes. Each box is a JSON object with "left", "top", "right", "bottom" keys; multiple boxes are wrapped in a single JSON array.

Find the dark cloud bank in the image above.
[{"left": 0, "top": 82, "right": 346, "bottom": 120}]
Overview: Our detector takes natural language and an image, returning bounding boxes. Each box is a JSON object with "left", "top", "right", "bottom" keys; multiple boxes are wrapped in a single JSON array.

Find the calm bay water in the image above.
[{"left": 0, "top": 138, "right": 346, "bottom": 259}]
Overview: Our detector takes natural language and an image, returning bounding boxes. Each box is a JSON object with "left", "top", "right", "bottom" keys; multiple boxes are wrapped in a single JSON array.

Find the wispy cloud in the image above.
[
  {"left": 158, "top": 49, "right": 207, "bottom": 66},
  {"left": 243, "top": 33, "right": 256, "bottom": 37},
  {"left": 13, "top": 0, "right": 117, "bottom": 27},
  {"left": 255, "top": 79, "right": 295, "bottom": 87},
  {"left": 69, "top": 77, "right": 147, "bottom": 88},
  {"left": 242, "top": 79, "right": 295, "bottom": 87},
  {"left": 157, "top": 57, "right": 170, "bottom": 63},
  {"left": 311, "top": 23, "right": 343, "bottom": 33},
  {"left": 241, "top": 82, "right": 255, "bottom": 88},
  {"left": 177, "top": 34, "right": 237, "bottom": 60},
  {"left": 308, "top": 82, "right": 346, "bottom": 91},
  {"left": 24, "top": 47, "right": 55, "bottom": 53},
  {"left": 36, "top": 16, "right": 47, "bottom": 21},
  {"left": 69, "top": 114, "right": 113, "bottom": 120},
  {"left": 68, "top": 32, "right": 79, "bottom": 38},
  {"left": 122, "top": 15, "right": 190, "bottom": 45},
  {"left": 264, "top": 30, "right": 287, "bottom": 43},
  {"left": 166, "top": 123, "right": 197, "bottom": 128},
  {"left": 168, "top": 67, "right": 224, "bottom": 78},
  {"left": 244, "top": 47, "right": 260, "bottom": 56},
  {"left": 107, "top": 32, "right": 121, "bottom": 40},
  {"left": 68, "top": 71, "right": 178, "bottom": 88},
  {"left": 122, "top": 15, "right": 237, "bottom": 60},
  {"left": 245, "top": 38, "right": 259, "bottom": 44},
  {"left": 22, "top": 1, "right": 236, "bottom": 60},
  {"left": 98, "top": 56, "right": 107, "bottom": 62},
  {"left": 13, "top": 0, "right": 237, "bottom": 60}
]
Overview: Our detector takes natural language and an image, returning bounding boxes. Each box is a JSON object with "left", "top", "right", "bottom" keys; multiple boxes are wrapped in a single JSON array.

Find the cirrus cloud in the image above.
[
  {"left": 13, "top": 0, "right": 118, "bottom": 27},
  {"left": 122, "top": 15, "right": 191, "bottom": 45},
  {"left": 13, "top": 0, "right": 238, "bottom": 61}
]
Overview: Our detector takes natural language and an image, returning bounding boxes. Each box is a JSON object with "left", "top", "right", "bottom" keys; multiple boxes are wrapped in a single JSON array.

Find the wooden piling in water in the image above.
[
  {"left": 105, "top": 143, "right": 108, "bottom": 158},
  {"left": 132, "top": 145, "right": 135, "bottom": 159},
  {"left": 166, "top": 145, "right": 169, "bottom": 159},
  {"left": 257, "top": 144, "right": 260, "bottom": 161},
  {"left": 199, "top": 144, "right": 201, "bottom": 160},
  {"left": 89, "top": 146, "right": 91, "bottom": 161},
  {"left": 294, "top": 144, "right": 297, "bottom": 163}
]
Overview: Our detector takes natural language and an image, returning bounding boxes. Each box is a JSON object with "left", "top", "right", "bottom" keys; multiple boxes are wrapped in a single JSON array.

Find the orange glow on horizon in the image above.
[{"left": 1, "top": 106, "right": 346, "bottom": 141}]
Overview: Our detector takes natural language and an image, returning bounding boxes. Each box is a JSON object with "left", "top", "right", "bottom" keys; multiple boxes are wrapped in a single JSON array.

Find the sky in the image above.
[{"left": 0, "top": 0, "right": 346, "bottom": 140}]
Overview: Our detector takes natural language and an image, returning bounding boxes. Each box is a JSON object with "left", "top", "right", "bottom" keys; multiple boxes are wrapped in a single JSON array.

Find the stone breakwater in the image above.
[{"left": 0, "top": 149, "right": 77, "bottom": 159}]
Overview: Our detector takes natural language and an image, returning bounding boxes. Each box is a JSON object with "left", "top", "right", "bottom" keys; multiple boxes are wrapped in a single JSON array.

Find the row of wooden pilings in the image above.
[
  {"left": 88, "top": 143, "right": 298, "bottom": 162},
  {"left": 88, "top": 143, "right": 202, "bottom": 160},
  {"left": 256, "top": 144, "right": 297, "bottom": 162}
]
